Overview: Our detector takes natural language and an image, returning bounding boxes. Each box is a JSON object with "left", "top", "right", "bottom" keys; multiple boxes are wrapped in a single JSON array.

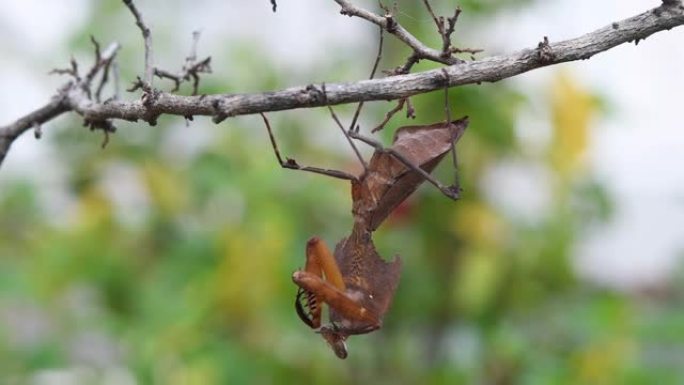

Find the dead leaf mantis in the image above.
[
  {"left": 261, "top": 106, "right": 467, "bottom": 358},
  {"left": 260, "top": 30, "right": 469, "bottom": 358}
]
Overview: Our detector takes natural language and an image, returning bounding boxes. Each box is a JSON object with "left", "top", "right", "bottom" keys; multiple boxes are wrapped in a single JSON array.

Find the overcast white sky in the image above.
[{"left": 1, "top": 0, "right": 683, "bottom": 290}]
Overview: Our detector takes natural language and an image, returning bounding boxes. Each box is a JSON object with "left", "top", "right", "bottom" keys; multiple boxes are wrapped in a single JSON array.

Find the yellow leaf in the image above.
[
  {"left": 451, "top": 200, "right": 507, "bottom": 248},
  {"left": 141, "top": 161, "right": 188, "bottom": 216},
  {"left": 453, "top": 248, "right": 501, "bottom": 315},
  {"left": 165, "top": 359, "right": 218, "bottom": 385},
  {"left": 549, "top": 72, "right": 597, "bottom": 177},
  {"left": 213, "top": 222, "right": 288, "bottom": 333},
  {"left": 75, "top": 187, "right": 113, "bottom": 229},
  {"left": 573, "top": 338, "right": 635, "bottom": 384}
]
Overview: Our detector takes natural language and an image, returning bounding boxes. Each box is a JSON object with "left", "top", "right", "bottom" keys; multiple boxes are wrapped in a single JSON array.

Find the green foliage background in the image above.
[{"left": 2, "top": 1, "right": 684, "bottom": 384}]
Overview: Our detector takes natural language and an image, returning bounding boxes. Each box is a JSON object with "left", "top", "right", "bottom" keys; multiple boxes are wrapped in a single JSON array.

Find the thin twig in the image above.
[
  {"left": 371, "top": 98, "right": 406, "bottom": 133},
  {"left": 91, "top": 41, "right": 120, "bottom": 102},
  {"left": 154, "top": 57, "right": 212, "bottom": 94},
  {"left": 123, "top": 0, "right": 154, "bottom": 86},
  {"left": 422, "top": 0, "right": 469, "bottom": 59},
  {"left": 451, "top": 47, "right": 484, "bottom": 55},
  {"left": 85, "top": 36, "right": 102, "bottom": 83},
  {"left": 95, "top": 61, "right": 113, "bottom": 103},
  {"left": 390, "top": 52, "right": 421, "bottom": 75},
  {"left": 49, "top": 57, "right": 80, "bottom": 79},
  {"left": 112, "top": 60, "right": 121, "bottom": 100},
  {"left": 442, "top": 6, "right": 462, "bottom": 53},
  {"left": 153, "top": 31, "right": 212, "bottom": 95},
  {"left": 422, "top": 0, "right": 442, "bottom": 35},
  {"left": 188, "top": 30, "right": 200, "bottom": 61}
]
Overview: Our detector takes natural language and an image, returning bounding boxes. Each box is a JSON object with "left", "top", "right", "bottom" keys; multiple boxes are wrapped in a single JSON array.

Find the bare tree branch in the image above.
[
  {"left": 1, "top": 41, "right": 121, "bottom": 165},
  {"left": 1, "top": 2, "right": 683, "bottom": 168},
  {"left": 0, "top": 97, "right": 69, "bottom": 164},
  {"left": 81, "top": 5, "right": 684, "bottom": 118}
]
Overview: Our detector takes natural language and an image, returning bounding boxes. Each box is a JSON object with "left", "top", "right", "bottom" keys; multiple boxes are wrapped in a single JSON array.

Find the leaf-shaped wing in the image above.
[{"left": 352, "top": 117, "right": 468, "bottom": 231}]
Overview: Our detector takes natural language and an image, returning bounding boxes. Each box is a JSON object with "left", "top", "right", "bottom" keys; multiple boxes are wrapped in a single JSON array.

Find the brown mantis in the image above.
[
  {"left": 261, "top": 108, "right": 468, "bottom": 358},
  {"left": 260, "top": 29, "right": 469, "bottom": 358}
]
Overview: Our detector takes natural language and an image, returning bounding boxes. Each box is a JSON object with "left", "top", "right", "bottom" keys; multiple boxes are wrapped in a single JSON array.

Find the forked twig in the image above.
[
  {"left": 84, "top": 37, "right": 120, "bottom": 102},
  {"left": 334, "top": 0, "right": 463, "bottom": 67},
  {"left": 391, "top": 52, "right": 421, "bottom": 76},
  {"left": 374, "top": 0, "right": 478, "bottom": 75},
  {"left": 153, "top": 31, "right": 212, "bottom": 95},
  {"left": 371, "top": 97, "right": 416, "bottom": 133},
  {"left": 49, "top": 57, "right": 80, "bottom": 79},
  {"left": 422, "top": 0, "right": 460, "bottom": 57}
]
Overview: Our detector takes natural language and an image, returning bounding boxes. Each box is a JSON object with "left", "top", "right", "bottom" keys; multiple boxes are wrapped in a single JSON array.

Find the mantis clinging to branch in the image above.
[
  {"left": 261, "top": 29, "right": 469, "bottom": 359},
  {"left": 261, "top": 107, "right": 468, "bottom": 358}
]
